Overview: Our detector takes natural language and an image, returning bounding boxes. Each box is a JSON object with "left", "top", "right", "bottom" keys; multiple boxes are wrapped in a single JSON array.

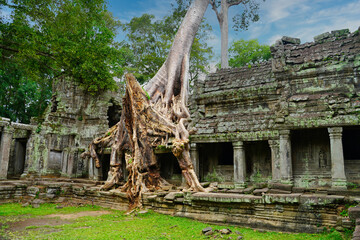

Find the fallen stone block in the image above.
[
  {"left": 349, "top": 206, "right": 360, "bottom": 220},
  {"left": 253, "top": 188, "right": 269, "bottom": 196},
  {"left": 202, "top": 227, "right": 212, "bottom": 234}
]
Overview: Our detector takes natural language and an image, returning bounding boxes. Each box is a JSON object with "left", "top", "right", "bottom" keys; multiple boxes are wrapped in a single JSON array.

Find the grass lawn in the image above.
[{"left": 0, "top": 203, "right": 352, "bottom": 239}]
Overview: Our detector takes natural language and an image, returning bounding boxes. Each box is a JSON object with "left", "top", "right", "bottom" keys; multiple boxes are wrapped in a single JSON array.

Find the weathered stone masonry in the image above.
[
  {"left": 23, "top": 77, "right": 122, "bottom": 180},
  {"left": 0, "top": 117, "right": 34, "bottom": 180},
  {"left": 190, "top": 28, "right": 360, "bottom": 188}
]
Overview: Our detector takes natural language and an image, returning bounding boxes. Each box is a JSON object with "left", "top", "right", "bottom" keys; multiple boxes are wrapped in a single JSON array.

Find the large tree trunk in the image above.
[
  {"left": 220, "top": 0, "right": 229, "bottom": 68},
  {"left": 82, "top": 0, "right": 209, "bottom": 209}
]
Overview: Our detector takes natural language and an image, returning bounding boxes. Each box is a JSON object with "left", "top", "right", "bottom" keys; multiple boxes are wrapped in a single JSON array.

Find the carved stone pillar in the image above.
[
  {"left": 279, "top": 130, "right": 293, "bottom": 184},
  {"left": 328, "top": 127, "right": 347, "bottom": 189},
  {"left": 233, "top": 141, "right": 246, "bottom": 188},
  {"left": 190, "top": 143, "right": 199, "bottom": 177},
  {"left": 0, "top": 126, "right": 14, "bottom": 179},
  {"left": 269, "top": 140, "right": 280, "bottom": 182}
]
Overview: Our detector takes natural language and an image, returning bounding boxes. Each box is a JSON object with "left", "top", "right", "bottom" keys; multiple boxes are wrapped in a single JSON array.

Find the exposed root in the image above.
[{"left": 82, "top": 0, "right": 209, "bottom": 209}]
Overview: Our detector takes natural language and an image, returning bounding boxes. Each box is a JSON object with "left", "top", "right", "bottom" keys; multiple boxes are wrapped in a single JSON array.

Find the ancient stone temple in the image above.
[
  {"left": 1, "top": 28, "right": 360, "bottom": 235},
  {"left": 0, "top": 77, "right": 122, "bottom": 180},
  {"left": 189, "top": 28, "right": 360, "bottom": 189}
]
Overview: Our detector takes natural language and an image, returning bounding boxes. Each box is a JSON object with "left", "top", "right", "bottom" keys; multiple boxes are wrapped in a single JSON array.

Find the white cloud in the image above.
[
  {"left": 268, "top": 34, "right": 282, "bottom": 45},
  {"left": 262, "top": 0, "right": 310, "bottom": 23}
]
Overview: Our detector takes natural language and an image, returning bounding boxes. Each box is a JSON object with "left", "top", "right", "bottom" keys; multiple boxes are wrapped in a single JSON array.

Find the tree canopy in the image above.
[
  {"left": 0, "top": 0, "right": 132, "bottom": 122},
  {"left": 122, "top": 0, "right": 213, "bottom": 84},
  {"left": 228, "top": 39, "right": 271, "bottom": 68},
  {"left": 0, "top": 0, "right": 132, "bottom": 93}
]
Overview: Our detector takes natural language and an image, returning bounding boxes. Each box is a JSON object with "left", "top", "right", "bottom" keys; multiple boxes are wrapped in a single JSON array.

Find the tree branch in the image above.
[
  {"left": 228, "top": 0, "right": 245, "bottom": 7},
  {"left": 0, "top": 44, "right": 56, "bottom": 60},
  {"left": 209, "top": 0, "right": 222, "bottom": 22}
]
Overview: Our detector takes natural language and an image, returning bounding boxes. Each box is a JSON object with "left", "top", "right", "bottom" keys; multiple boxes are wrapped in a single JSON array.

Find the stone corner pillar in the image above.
[
  {"left": 328, "top": 127, "right": 347, "bottom": 189},
  {"left": 279, "top": 130, "right": 293, "bottom": 184},
  {"left": 0, "top": 126, "right": 14, "bottom": 179},
  {"left": 190, "top": 142, "right": 199, "bottom": 178},
  {"left": 268, "top": 140, "right": 280, "bottom": 182},
  {"left": 233, "top": 141, "right": 246, "bottom": 188}
]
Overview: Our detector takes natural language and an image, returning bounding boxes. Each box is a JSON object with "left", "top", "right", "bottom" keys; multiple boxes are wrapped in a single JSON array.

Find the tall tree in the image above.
[
  {"left": 229, "top": 39, "right": 271, "bottom": 68},
  {"left": 0, "top": 0, "right": 131, "bottom": 94},
  {"left": 122, "top": 0, "right": 213, "bottom": 85},
  {"left": 83, "top": 0, "right": 210, "bottom": 209},
  {"left": 210, "top": 0, "right": 264, "bottom": 68}
]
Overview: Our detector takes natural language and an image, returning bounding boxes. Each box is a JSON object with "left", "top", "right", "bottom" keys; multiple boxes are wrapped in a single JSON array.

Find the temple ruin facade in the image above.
[
  {"left": 189, "top": 28, "right": 360, "bottom": 189},
  {"left": 0, "top": 28, "right": 360, "bottom": 234}
]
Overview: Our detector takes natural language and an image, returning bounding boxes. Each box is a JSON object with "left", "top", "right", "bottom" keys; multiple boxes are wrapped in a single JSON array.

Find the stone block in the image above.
[
  {"left": 268, "top": 189, "right": 291, "bottom": 194},
  {"left": 269, "top": 183, "right": 293, "bottom": 191},
  {"left": 164, "top": 192, "right": 184, "bottom": 201},
  {"left": 27, "top": 186, "right": 39, "bottom": 196},
  {"left": 314, "top": 32, "right": 331, "bottom": 43},
  {"left": 243, "top": 186, "right": 255, "bottom": 194},
  {"left": 349, "top": 206, "right": 360, "bottom": 220},
  {"left": 253, "top": 188, "right": 269, "bottom": 196},
  {"left": 264, "top": 193, "right": 301, "bottom": 204},
  {"left": 281, "top": 36, "right": 301, "bottom": 45}
]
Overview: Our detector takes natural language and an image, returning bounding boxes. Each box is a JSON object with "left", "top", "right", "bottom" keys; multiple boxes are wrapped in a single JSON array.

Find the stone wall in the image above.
[
  {"left": 24, "top": 77, "right": 122, "bottom": 179},
  {"left": 0, "top": 117, "right": 34, "bottom": 179},
  {"left": 190, "top": 28, "right": 360, "bottom": 188},
  {"left": 0, "top": 179, "right": 358, "bottom": 234}
]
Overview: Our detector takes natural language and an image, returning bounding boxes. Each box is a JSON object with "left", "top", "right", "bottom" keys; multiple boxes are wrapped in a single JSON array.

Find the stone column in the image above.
[
  {"left": 190, "top": 143, "right": 199, "bottom": 177},
  {"left": 0, "top": 126, "right": 14, "bottom": 179},
  {"left": 268, "top": 140, "right": 280, "bottom": 182},
  {"left": 328, "top": 127, "right": 347, "bottom": 189},
  {"left": 279, "top": 130, "right": 293, "bottom": 184},
  {"left": 233, "top": 141, "right": 246, "bottom": 188}
]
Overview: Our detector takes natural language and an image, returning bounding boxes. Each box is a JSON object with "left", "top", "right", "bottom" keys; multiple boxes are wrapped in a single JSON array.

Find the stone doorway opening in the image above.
[
  {"left": 244, "top": 141, "right": 271, "bottom": 183},
  {"left": 157, "top": 153, "right": 182, "bottom": 185},
  {"left": 7, "top": 139, "right": 27, "bottom": 179},
  {"left": 343, "top": 126, "right": 360, "bottom": 183},
  {"left": 101, "top": 154, "right": 111, "bottom": 181},
  {"left": 198, "top": 142, "right": 233, "bottom": 182},
  {"left": 291, "top": 128, "right": 331, "bottom": 187},
  {"left": 99, "top": 153, "right": 127, "bottom": 182}
]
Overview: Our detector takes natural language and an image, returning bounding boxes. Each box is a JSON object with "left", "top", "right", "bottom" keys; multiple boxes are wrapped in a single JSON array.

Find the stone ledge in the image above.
[{"left": 191, "top": 192, "right": 263, "bottom": 203}]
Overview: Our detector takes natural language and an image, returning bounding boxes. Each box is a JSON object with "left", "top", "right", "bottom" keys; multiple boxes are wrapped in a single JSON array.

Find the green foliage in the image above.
[
  {"left": 229, "top": 39, "right": 271, "bottom": 68},
  {"left": 340, "top": 204, "right": 357, "bottom": 217},
  {"left": 0, "top": 62, "right": 51, "bottom": 123},
  {"left": 204, "top": 169, "right": 225, "bottom": 182},
  {"left": 232, "top": 0, "right": 266, "bottom": 31},
  {"left": 1, "top": 0, "right": 133, "bottom": 121},
  {"left": 122, "top": 0, "right": 213, "bottom": 84}
]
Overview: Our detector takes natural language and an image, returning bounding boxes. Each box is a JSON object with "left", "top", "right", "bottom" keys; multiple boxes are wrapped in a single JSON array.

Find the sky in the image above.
[{"left": 108, "top": 0, "right": 360, "bottom": 62}]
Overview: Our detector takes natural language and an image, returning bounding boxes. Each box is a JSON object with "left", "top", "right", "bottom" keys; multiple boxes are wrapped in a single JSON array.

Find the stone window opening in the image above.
[
  {"left": 107, "top": 99, "right": 121, "bottom": 128},
  {"left": 100, "top": 154, "right": 111, "bottom": 181},
  {"left": 157, "top": 153, "right": 182, "bottom": 185},
  {"left": 99, "top": 153, "right": 127, "bottom": 182},
  {"left": 50, "top": 95, "right": 58, "bottom": 112}
]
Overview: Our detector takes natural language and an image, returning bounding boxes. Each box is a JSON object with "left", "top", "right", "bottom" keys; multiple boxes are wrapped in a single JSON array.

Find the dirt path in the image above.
[{"left": 5, "top": 210, "right": 112, "bottom": 236}]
